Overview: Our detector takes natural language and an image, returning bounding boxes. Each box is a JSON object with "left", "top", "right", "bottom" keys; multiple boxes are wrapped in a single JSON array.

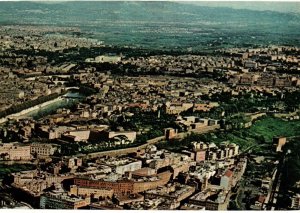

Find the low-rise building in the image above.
[
  {"left": 30, "top": 143, "right": 59, "bottom": 157},
  {"left": 0, "top": 142, "right": 31, "bottom": 160},
  {"left": 40, "top": 189, "right": 90, "bottom": 209},
  {"left": 69, "top": 185, "right": 114, "bottom": 199},
  {"left": 188, "top": 187, "right": 230, "bottom": 210},
  {"left": 145, "top": 183, "right": 195, "bottom": 203},
  {"left": 291, "top": 194, "right": 300, "bottom": 210},
  {"left": 97, "top": 157, "right": 142, "bottom": 175}
]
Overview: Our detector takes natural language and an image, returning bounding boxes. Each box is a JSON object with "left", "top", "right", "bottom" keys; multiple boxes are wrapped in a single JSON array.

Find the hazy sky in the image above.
[{"left": 1, "top": 0, "right": 300, "bottom": 14}]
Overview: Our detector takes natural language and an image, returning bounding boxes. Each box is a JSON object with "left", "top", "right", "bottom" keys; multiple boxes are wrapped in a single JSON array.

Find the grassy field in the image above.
[
  {"left": 158, "top": 116, "right": 300, "bottom": 152},
  {"left": 222, "top": 116, "right": 300, "bottom": 150},
  {"left": 247, "top": 117, "right": 300, "bottom": 142}
]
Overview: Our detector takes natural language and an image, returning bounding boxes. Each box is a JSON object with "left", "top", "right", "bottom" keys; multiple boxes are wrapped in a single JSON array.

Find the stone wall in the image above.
[
  {"left": 82, "top": 125, "right": 218, "bottom": 160},
  {"left": 73, "top": 171, "right": 172, "bottom": 196},
  {"left": 69, "top": 185, "right": 114, "bottom": 198},
  {"left": 132, "top": 171, "right": 172, "bottom": 193}
]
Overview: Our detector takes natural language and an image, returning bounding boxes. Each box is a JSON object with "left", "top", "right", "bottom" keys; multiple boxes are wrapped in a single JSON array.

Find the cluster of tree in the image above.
[
  {"left": 70, "top": 46, "right": 213, "bottom": 59},
  {"left": 80, "top": 140, "right": 143, "bottom": 155},
  {"left": 0, "top": 164, "right": 36, "bottom": 180},
  {"left": 116, "top": 108, "right": 179, "bottom": 131},
  {"left": 203, "top": 91, "right": 300, "bottom": 116},
  {"left": 64, "top": 78, "right": 97, "bottom": 96},
  {"left": 57, "top": 141, "right": 81, "bottom": 156},
  {"left": 80, "top": 60, "right": 224, "bottom": 80},
  {"left": 225, "top": 114, "right": 252, "bottom": 130},
  {"left": 284, "top": 90, "right": 300, "bottom": 112},
  {"left": 156, "top": 132, "right": 217, "bottom": 152},
  {"left": 78, "top": 85, "right": 97, "bottom": 96},
  {"left": 57, "top": 135, "right": 145, "bottom": 156},
  {"left": 11, "top": 45, "right": 215, "bottom": 69}
]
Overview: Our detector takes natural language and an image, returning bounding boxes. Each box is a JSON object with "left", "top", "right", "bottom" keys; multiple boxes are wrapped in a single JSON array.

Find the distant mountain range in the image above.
[
  {"left": 182, "top": 2, "right": 300, "bottom": 14},
  {"left": 0, "top": 1, "right": 299, "bottom": 50}
]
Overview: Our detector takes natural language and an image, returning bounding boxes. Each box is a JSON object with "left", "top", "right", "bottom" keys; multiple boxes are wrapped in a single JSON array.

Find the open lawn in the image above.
[
  {"left": 221, "top": 116, "right": 300, "bottom": 150},
  {"left": 247, "top": 117, "right": 300, "bottom": 142},
  {"left": 158, "top": 116, "right": 300, "bottom": 152},
  {"left": 220, "top": 117, "right": 300, "bottom": 150}
]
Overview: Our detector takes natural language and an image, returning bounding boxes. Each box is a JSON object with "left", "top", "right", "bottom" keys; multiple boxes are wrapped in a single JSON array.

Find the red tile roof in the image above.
[
  {"left": 258, "top": 195, "right": 266, "bottom": 203},
  {"left": 224, "top": 170, "right": 233, "bottom": 178}
]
